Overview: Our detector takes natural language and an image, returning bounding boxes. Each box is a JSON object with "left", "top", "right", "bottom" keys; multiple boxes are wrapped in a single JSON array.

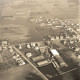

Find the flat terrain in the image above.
[
  {"left": 0, "top": 0, "right": 79, "bottom": 80},
  {"left": 0, "top": 0, "right": 79, "bottom": 42},
  {"left": 0, "top": 64, "right": 43, "bottom": 80}
]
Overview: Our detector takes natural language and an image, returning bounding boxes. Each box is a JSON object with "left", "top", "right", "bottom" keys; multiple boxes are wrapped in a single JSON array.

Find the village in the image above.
[{"left": 0, "top": 17, "right": 80, "bottom": 80}]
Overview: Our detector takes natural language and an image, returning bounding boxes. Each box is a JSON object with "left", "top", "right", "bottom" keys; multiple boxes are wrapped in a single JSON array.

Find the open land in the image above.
[{"left": 0, "top": 0, "right": 80, "bottom": 80}]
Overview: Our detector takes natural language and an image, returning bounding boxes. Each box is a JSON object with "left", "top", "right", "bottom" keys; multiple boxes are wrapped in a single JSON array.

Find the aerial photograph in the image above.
[{"left": 0, "top": 0, "right": 80, "bottom": 80}]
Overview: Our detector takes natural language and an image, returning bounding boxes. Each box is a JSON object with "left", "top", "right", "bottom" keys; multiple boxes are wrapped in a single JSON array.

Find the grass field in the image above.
[
  {"left": 0, "top": 0, "right": 79, "bottom": 80},
  {"left": 0, "top": 64, "right": 43, "bottom": 80},
  {"left": 0, "top": 0, "right": 79, "bottom": 42}
]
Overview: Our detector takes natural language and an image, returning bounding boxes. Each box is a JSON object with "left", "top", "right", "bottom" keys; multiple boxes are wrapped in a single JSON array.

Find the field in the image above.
[
  {"left": 0, "top": 0, "right": 79, "bottom": 43},
  {"left": 0, "top": 0, "right": 79, "bottom": 80},
  {"left": 0, "top": 64, "right": 43, "bottom": 80},
  {"left": 0, "top": 50, "right": 17, "bottom": 72}
]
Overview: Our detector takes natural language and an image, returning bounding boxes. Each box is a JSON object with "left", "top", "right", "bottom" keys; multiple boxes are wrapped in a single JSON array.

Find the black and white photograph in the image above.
[{"left": 0, "top": 0, "right": 80, "bottom": 80}]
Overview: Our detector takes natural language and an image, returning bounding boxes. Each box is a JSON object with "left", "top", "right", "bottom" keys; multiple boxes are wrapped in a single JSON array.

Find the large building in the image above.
[{"left": 50, "top": 49, "right": 68, "bottom": 67}]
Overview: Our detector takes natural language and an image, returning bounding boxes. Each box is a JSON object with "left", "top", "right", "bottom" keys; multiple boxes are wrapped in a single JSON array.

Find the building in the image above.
[
  {"left": 60, "top": 36, "right": 64, "bottom": 40},
  {"left": 19, "top": 45, "right": 22, "bottom": 49},
  {"left": 26, "top": 44, "right": 31, "bottom": 49},
  {"left": 2, "top": 40, "right": 8, "bottom": 50},
  {"left": 74, "top": 47, "right": 80, "bottom": 52},
  {"left": 26, "top": 52, "right": 32, "bottom": 58},
  {"left": 66, "top": 36, "right": 70, "bottom": 39},
  {"left": 32, "top": 55, "right": 44, "bottom": 62},
  {"left": 36, "top": 60, "right": 50, "bottom": 67},
  {"left": 40, "top": 23, "right": 46, "bottom": 27},
  {"left": 39, "top": 46, "right": 47, "bottom": 53},
  {"left": 70, "top": 40, "right": 74, "bottom": 44},
  {"left": 48, "top": 36, "right": 55, "bottom": 41},
  {"left": 30, "top": 42, "right": 36, "bottom": 47},
  {"left": 55, "top": 36, "right": 59, "bottom": 40},
  {"left": 50, "top": 49, "right": 68, "bottom": 67},
  {"left": 55, "top": 26, "right": 63, "bottom": 28}
]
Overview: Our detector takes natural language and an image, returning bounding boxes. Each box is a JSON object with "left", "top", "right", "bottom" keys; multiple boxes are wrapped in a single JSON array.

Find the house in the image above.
[
  {"left": 2, "top": 40, "right": 8, "bottom": 46},
  {"left": 74, "top": 47, "right": 80, "bottom": 52},
  {"left": 64, "top": 40, "right": 68, "bottom": 45},
  {"left": 62, "top": 40, "right": 67, "bottom": 45},
  {"left": 47, "top": 36, "right": 55, "bottom": 41},
  {"left": 8, "top": 45, "right": 13, "bottom": 49},
  {"left": 26, "top": 44, "right": 31, "bottom": 49},
  {"left": 76, "top": 28, "right": 80, "bottom": 32},
  {"left": 47, "top": 35, "right": 51, "bottom": 40},
  {"left": 39, "top": 46, "right": 47, "bottom": 53},
  {"left": 2, "top": 40, "right": 8, "bottom": 50},
  {"left": 55, "top": 26, "right": 63, "bottom": 28},
  {"left": 40, "top": 23, "right": 46, "bottom": 27},
  {"left": 29, "top": 18, "right": 36, "bottom": 22},
  {"left": 35, "top": 46, "right": 39, "bottom": 50},
  {"left": 60, "top": 36, "right": 64, "bottom": 40},
  {"left": 66, "top": 36, "right": 70, "bottom": 39},
  {"left": 38, "top": 19, "right": 42, "bottom": 22},
  {"left": 47, "top": 23, "right": 52, "bottom": 26},
  {"left": 66, "top": 27, "right": 71, "bottom": 30},
  {"left": 50, "top": 37, "right": 55, "bottom": 40},
  {"left": 30, "top": 42, "right": 36, "bottom": 47},
  {"left": 19, "top": 45, "right": 22, "bottom": 49},
  {"left": 26, "top": 52, "right": 32, "bottom": 58},
  {"left": 72, "top": 35, "right": 77, "bottom": 38},
  {"left": 70, "top": 40, "right": 74, "bottom": 44},
  {"left": 55, "top": 36, "right": 59, "bottom": 39},
  {"left": 30, "top": 41, "right": 44, "bottom": 47},
  {"left": 78, "top": 55, "right": 80, "bottom": 59}
]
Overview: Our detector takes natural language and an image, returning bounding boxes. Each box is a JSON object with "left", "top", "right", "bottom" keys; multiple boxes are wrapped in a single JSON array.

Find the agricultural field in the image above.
[
  {"left": 0, "top": 0, "right": 79, "bottom": 80},
  {"left": 0, "top": 50, "right": 18, "bottom": 72},
  {"left": 0, "top": 0, "right": 79, "bottom": 43}
]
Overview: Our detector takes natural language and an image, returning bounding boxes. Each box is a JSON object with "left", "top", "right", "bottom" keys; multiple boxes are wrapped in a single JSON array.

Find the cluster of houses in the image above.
[
  {"left": 29, "top": 16, "right": 65, "bottom": 28},
  {"left": 18, "top": 41, "right": 46, "bottom": 57},
  {"left": 0, "top": 40, "right": 8, "bottom": 52},
  {"left": 47, "top": 31, "right": 77, "bottom": 41},
  {"left": 25, "top": 42, "right": 47, "bottom": 57},
  {"left": 17, "top": 40, "right": 68, "bottom": 69},
  {"left": 61, "top": 38, "right": 80, "bottom": 52},
  {"left": 10, "top": 47, "right": 25, "bottom": 66},
  {"left": 64, "top": 20, "right": 80, "bottom": 27},
  {"left": 39, "top": 19, "right": 63, "bottom": 28},
  {"left": 61, "top": 38, "right": 80, "bottom": 59},
  {"left": 21, "top": 42, "right": 51, "bottom": 67},
  {"left": 0, "top": 40, "right": 25, "bottom": 66}
]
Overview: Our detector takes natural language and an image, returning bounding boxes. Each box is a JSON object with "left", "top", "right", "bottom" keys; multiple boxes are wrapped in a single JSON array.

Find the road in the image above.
[
  {"left": 12, "top": 46, "right": 48, "bottom": 80},
  {"left": 58, "top": 19, "right": 80, "bottom": 36}
]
